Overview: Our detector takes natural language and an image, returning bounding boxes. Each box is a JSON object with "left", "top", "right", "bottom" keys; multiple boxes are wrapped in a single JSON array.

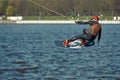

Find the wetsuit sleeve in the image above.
[
  {"left": 98, "top": 27, "right": 102, "bottom": 43},
  {"left": 75, "top": 20, "right": 94, "bottom": 25}
]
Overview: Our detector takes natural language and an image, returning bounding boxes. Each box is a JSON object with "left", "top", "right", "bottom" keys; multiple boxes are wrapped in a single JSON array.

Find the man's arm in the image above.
[
  {"left": 97, "top": 27, "right": 102, "bottom": 45},
  {"left": 75, "top": 20, "right": 94, "bottom": 25}
]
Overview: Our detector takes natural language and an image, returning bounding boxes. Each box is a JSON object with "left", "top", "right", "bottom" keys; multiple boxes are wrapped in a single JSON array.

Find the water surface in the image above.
[{"left": 0, "top": 24, "right": 120, "bottom": 80}]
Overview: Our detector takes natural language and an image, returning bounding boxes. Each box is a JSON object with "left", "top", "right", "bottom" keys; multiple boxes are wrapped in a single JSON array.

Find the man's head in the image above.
[{"left": 91, "top": 15, "right": 99, "bottom": 21}]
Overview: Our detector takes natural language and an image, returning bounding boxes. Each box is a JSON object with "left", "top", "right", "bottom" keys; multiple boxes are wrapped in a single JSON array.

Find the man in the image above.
[{"left": 63, "top": 15, "right": 102, "bottom": 47}]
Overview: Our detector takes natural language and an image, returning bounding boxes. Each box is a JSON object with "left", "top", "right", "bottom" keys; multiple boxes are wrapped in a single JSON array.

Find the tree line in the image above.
[{"left": 0, "top": 0, "right": 120, "bottom": 17}]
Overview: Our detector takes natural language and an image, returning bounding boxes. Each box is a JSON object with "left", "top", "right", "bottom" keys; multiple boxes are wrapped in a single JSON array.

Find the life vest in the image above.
[{"left": 89, "top": 22, "right": 101, "bottom": 36}]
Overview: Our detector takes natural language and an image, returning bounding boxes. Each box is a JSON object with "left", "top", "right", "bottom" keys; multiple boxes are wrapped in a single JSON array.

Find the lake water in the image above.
[{"left": 0, "top": 24, "right": 120, "bottom": 80}]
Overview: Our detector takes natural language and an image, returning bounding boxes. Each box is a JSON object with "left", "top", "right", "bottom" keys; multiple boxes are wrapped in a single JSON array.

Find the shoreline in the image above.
[{"left": 0, "top": 20, "right": 120, "bottom": 24}]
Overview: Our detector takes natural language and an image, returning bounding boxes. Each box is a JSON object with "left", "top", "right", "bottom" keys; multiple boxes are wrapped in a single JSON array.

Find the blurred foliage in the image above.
[{"left": 0, "top": 0, "right": 120, "bottom": 19}]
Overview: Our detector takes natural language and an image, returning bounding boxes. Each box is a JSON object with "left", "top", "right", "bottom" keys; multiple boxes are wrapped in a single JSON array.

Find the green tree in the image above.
[
  {"left": 6, "top": 6, "right": 16, "bottom": 16},
  {"left": 6, "top": 0, "right": 18, "bottom": 16},
  {"left": 0, "top": 0, "right": 8, "bottom": 15},
  {"left": 1, "top": 0, "right": 119, "bottom": 16}
]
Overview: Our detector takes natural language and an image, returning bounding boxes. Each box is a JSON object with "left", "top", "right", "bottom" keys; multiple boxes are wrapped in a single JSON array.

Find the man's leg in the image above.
[
  {"left": 63, "top": 34, "right": 83, "bottom": 47},
  {"left": 63, "top": 33, "right": 93, "bottom": 47},
  {"left": 68, "top": 34, "right": 90, "bottom": 42}
]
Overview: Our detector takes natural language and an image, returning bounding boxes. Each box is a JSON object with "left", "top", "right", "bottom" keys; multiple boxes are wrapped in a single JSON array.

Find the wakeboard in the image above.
[{"left": 54, "top": 39, "right": 95, "bottom": 49}]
